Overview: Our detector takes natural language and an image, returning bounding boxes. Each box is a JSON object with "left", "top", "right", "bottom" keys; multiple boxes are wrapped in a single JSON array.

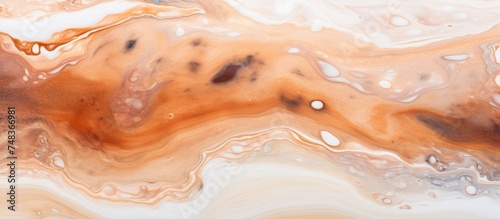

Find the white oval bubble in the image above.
[
  {"left": 390, "top": 16, "right": 409, "bottom": 27},
  {"left": 320, "top": 130, "right": 341, "bottom": 147},
  {"left": 318, "top": 61, "right": 340, "bottom": 77},
  {"left": 310, "top": 100, "right": 324, "bottom": 110}
]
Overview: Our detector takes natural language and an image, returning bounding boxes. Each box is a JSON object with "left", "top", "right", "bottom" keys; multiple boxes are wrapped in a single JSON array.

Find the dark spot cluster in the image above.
[
  {"left": 210, "top": 54, "right": 259, "bottom": 84},
  {"left": 124, "top": 39, "right": 137, "bottom": 52},
  {"left": 416, "top": 113, "right": 500, "bottom": 145},
  {"left": 416, "top": 115, "right": 458, "bottom": 140},
  {"left": 212, "top": 64, "right": 242, "bottom": 83},
  {"left": 280, "top": 95, "right": 302, "bottom": 108},
  {"left": 245, "top": 55, "right": 254, "bottom": 65}
]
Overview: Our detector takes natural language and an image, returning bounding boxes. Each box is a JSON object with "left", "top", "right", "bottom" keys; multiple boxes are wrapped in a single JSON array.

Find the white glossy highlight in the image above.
[
  {"left": 318, "top": 61, "right": 340, "bottom": 77},
  {"left": 176, "top": 26, "right": 186, "bottom": 37},
  {"left": 32, "top": 43, "right": 40, "bottom": 54},
  {"left": 465, "top": 185, "right": 477, "bottom": 196},
  {"left": 378, "top": 80, "right": 392, "bottom": 89},
  {"left": 428, "top": 156, "right": 437, "bottom": 165},
  {"left": 53, "top": 156, "right": 65, "bottom": 168},
  {"left": 391, "top": 16, "right": 410, "bottom": 27},
  {"left": 287, "top": 47, "right": 300, "bottom": 54},
  {"left": 320, "top": 130, "right": 341, "bottom": 147},
  {"left": 443, "top": 54, "right": 469, "bottom": 61},
  {"left": 310, "top": 100, "right": 324, "bottom": 110}
]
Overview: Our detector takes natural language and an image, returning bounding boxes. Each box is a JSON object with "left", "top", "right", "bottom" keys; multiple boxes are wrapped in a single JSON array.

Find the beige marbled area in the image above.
[{"left": 0, "top": 0, "right": 499, "bottom": 218}]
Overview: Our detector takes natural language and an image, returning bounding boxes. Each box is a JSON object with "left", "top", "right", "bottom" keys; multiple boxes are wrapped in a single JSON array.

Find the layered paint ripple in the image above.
[{"left": 1, "top": 0, "right": 500, "bottom": 218}]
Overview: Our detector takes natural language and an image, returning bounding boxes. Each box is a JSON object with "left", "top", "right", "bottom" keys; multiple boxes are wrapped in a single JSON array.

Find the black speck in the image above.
[
  {"left": 125, "top": 39, "right": 137, "bottom": 52},
  {"left": 212, "top": 63, "right": 242, "bottom": 84},
  {"left": 245, "top": 55, "right": 254, "bottom": 65}
]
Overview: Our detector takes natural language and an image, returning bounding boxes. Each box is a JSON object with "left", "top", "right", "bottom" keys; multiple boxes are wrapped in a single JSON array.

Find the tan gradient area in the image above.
[
  {"left": 0, "top": 1, "right": 499, "bottom": 217},
  {"left": 1, "top": 4, "right": 500, "bottom": 195}
]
